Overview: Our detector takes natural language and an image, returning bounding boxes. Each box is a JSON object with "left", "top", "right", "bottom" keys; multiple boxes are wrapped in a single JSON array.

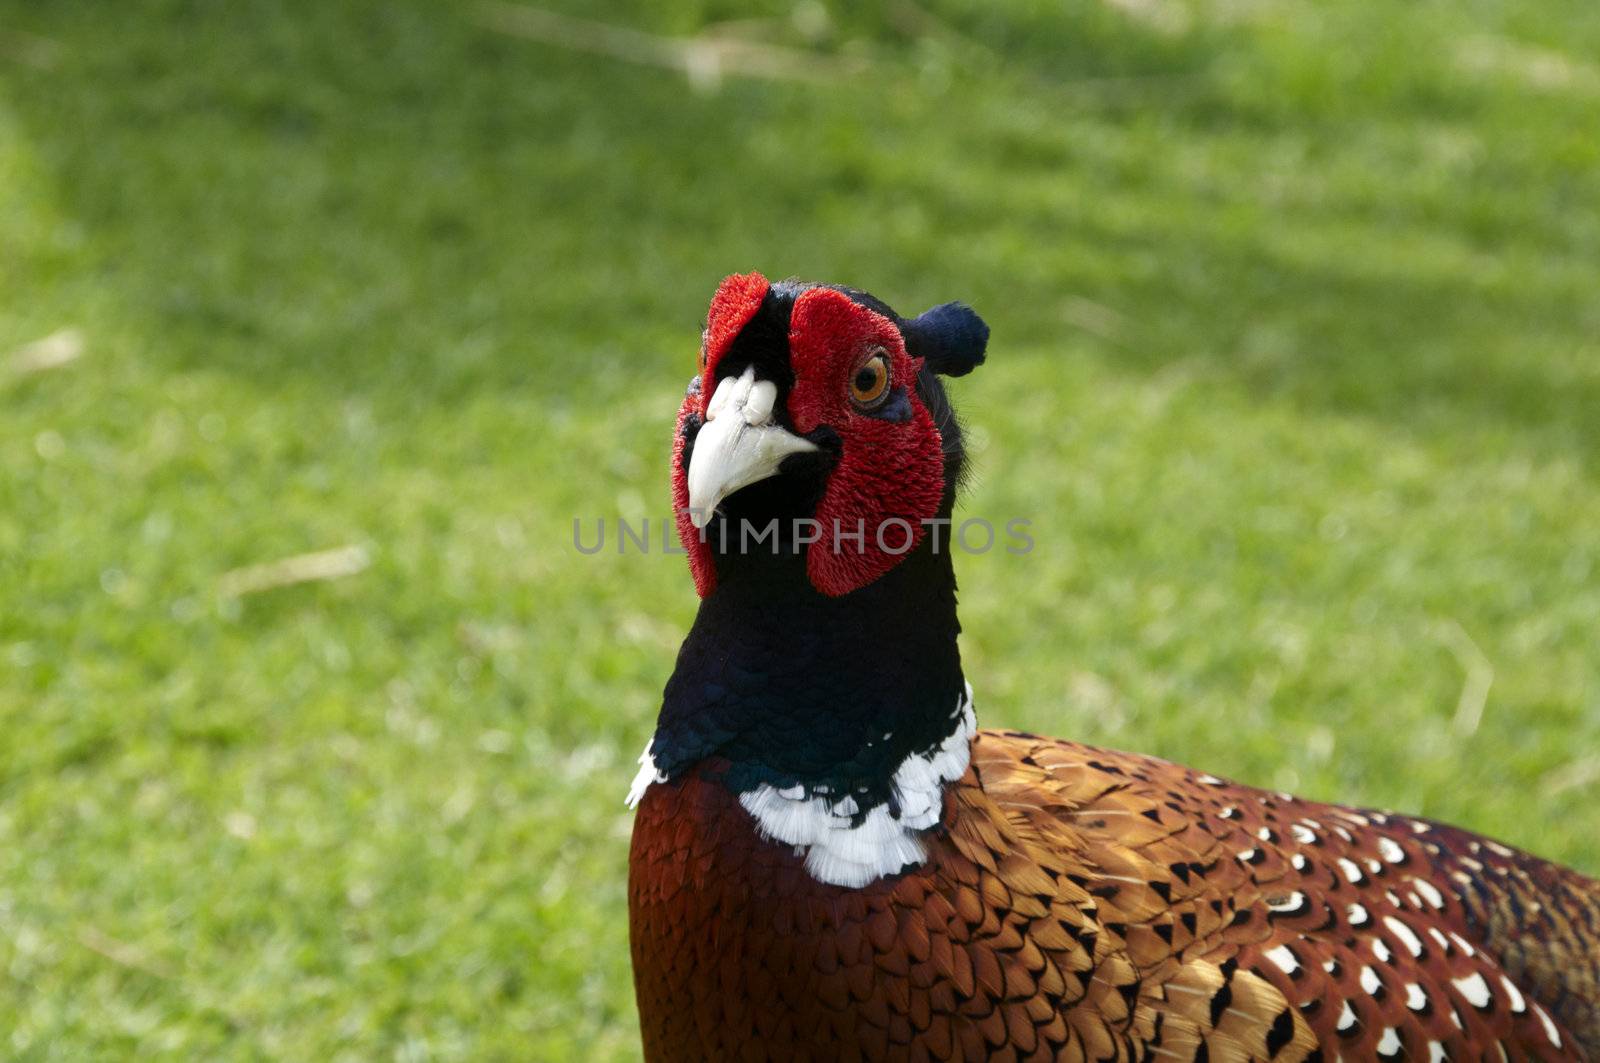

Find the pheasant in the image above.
[{"left": 626, "top": 272, "right": 1600, "bottom": 1061}]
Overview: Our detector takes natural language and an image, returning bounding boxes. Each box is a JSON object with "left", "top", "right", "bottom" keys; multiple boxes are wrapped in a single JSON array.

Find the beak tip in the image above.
[{"left": 684, "top": 369, "right": 817, "bottom": 537}]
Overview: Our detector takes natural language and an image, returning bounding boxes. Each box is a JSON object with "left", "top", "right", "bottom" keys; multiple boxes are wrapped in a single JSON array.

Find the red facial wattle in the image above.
[
  {"left": 672, "top": 271, "right": 770, "bottom": 598},
  {"left": 699, "top": 271, "right": 770, "bottom": 399},
  {"left": 787, "top": 287, "right": 944, "bottom": 597},
  {"left": 670, "top": 392, "right": 716, "bottom": 598},
  {"left": 673, "top": 273, "right": 947, "bottom": 599}
]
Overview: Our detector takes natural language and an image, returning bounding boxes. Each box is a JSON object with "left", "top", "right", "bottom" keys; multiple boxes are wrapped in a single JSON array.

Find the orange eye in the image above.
[{"left": 849, "top": 352, "right": 891, "bottom": 410}]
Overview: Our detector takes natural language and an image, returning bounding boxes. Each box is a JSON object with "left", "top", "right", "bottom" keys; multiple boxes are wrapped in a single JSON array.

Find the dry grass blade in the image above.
[
  {"left": 1061, "top": 296, "right": 1128, "bottom": 343},
  {"left": 1543, "top": 756, "right": 1600, "bottom": 797},
  {"left": 472, "top": 3, "right": 862, "bottom": 88},
  {"left": 78, "top": 926, "right": 176, "bottom": 980},
  {"left": 218, "top": 544, "right": 372, "bottom": 598},
  {"left": 1438, "top": 619, "right": 1493, "bottom": 737},
  {"left": 1456, "top": 34, "right": 1600, "bottom": 95},
  {"left": 0, "top": 29, "right": 61, "bottom": 70},
  {"left": 9, "top": 328, "right": 84, "bottom": 375}
]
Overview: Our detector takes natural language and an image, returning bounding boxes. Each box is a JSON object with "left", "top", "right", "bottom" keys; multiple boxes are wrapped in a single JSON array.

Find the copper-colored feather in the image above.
[{"left": 631, "top": 732, "right": 1599, "bottom": 1060}]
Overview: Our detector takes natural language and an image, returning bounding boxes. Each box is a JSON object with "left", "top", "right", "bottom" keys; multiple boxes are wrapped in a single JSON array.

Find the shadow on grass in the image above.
[{"left": 3, "top": 0, "right": 1596, "bottom": 455}]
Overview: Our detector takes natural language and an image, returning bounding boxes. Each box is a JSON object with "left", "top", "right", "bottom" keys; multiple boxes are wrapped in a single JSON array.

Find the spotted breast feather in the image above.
[{"left": 631, "top": 729, "right": 1598, "bottom": 1061}]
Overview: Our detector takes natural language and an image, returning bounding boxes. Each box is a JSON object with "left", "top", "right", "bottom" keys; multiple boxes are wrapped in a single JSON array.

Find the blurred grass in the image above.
[{"left": 2, "top": 0, "right": 1599, "bottom": 1056}]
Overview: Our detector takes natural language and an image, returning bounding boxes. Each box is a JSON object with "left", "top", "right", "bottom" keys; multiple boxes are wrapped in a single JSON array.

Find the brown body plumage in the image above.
[
  {"left": 632, "top": 732, "right": 1599, "bottom": 1060},
  {"left": 629, "top": 274, "right": 1599, "bottom": 1061}
]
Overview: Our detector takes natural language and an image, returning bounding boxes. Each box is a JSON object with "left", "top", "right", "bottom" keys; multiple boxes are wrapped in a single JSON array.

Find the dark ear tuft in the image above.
[{"left": 903, "top": 302, "right": 989, "bottom": 377}]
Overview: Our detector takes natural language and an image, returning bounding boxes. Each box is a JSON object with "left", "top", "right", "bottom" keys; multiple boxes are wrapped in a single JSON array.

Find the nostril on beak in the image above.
[
  {"left": 743, "top": 380, "right": 777, "bottom": 425},
  {"left": 704, "top": 366, "right": 755, "bottom": 423},
  {"left": 686, "top": 368, "right": 818, "bottom": 527}
]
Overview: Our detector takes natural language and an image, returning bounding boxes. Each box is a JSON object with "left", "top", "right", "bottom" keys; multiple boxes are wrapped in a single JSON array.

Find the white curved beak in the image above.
[{"left": 686, "top": 367, "right": 818, "bottom": 529}]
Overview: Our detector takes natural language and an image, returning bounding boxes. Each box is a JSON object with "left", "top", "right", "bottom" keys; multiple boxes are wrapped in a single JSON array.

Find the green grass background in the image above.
[{"left": 3, "top": 0, "right": 1598, "bottom": 1056}]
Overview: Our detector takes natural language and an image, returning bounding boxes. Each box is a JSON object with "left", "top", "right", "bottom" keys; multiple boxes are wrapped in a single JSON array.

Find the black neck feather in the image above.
[
  {"left": 650, "top": 514, "right": 966, "bottom": 805},
  {"left": 649, "top": 281, "right": 974, "bottom": 805}
]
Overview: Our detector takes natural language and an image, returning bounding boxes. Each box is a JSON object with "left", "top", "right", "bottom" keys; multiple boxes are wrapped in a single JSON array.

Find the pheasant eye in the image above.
[
  {"left": 849, "top": 352, "right": 891, "bottom": 410},
  {"left": 698, "top": 327, "right": 710, "bottom": 370}
]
